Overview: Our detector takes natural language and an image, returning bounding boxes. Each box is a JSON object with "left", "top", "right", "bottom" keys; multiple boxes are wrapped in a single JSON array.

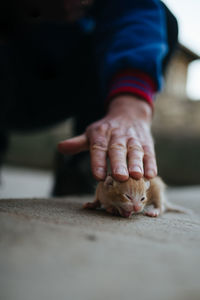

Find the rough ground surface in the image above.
[{"left": 0, "top": 187, "right": 200, "bottom": 300}]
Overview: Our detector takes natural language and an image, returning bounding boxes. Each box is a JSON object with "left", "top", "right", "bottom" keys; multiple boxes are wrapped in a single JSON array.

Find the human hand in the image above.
[
  {"left": 64, "top": 0, "right": 93, "bottom": 22},
  {"left": 58, "top": 95, "right": 157, "bottom": 181}
]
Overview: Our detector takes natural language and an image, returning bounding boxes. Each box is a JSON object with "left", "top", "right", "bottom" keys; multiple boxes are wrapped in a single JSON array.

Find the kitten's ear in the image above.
[
  {"left": 104, "top": 175, "right": 115, "bottom": 187},
  {"left": 145, "top": 180, "right": 150, "bottom": 190}
]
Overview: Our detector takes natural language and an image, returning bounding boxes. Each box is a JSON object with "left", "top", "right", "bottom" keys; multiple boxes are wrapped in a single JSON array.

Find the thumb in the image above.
[{"left": 58, "top": 134, "right": 89, "bottom": 155}]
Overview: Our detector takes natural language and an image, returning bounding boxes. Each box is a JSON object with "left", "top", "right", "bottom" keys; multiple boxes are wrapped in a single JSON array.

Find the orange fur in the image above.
[{"left": 83, "top": 175, "right": 190, "bottom": 218}]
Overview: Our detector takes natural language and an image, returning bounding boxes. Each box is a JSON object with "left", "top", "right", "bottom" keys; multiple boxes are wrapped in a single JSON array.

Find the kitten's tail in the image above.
[{"left": 165, "top": 201, "right": 193, "bottom": 215}]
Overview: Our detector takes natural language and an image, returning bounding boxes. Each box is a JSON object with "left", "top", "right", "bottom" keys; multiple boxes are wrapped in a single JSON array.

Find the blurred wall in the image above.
[{"left": 152, "top": 45, "right": 200, "bottom": 185}]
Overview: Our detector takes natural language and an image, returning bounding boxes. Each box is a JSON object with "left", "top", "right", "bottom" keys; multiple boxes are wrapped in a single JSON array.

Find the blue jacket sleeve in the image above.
[{"left": 94, "top": 0, "right": 168, "bottom": 107}]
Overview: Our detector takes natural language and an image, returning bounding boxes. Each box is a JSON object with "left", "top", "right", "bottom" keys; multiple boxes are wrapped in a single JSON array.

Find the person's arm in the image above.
[
  {"left": 58, "top": 0, "right": 168, "bottom": 181},
  {"left": 94, "top": 0, "right": 168, "bottom": 105}
]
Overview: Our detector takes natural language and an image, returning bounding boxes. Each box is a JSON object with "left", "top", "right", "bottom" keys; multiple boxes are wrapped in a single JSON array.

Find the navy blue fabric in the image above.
[{"left": 91, "top": 0, "right": 168, "bottom": 97}]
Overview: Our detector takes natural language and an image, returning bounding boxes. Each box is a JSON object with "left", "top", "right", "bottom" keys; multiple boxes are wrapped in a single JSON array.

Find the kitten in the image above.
[{"left": 83, "top": 175, "right": 190, "bottom": 218}]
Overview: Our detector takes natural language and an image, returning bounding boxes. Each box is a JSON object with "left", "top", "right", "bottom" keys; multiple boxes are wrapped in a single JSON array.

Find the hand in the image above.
[
  {"left": 58, "top": 95, "right": 157, "bottom": 181},
  {"left": 64, "top": 0, "right": 93, "bottom": 22}
]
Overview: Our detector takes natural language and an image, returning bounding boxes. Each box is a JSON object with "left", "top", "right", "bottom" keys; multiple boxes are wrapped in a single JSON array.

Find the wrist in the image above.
[
  {"left": 107, "top": 95, "right": 153, "bottom": 124},
  {"left": 106, "top": 69, "right": 156, "bottom": 110}
]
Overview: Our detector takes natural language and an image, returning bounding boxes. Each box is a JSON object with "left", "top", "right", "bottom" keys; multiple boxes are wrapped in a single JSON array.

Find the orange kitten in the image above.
[{"left": 83, "top": 175, "right": 190, "bottom": 218}]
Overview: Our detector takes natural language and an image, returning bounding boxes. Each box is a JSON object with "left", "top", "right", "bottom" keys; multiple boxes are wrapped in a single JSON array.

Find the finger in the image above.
[
  {"left": 58, "top": 134, "right": 88, "bottom": 154},
  {"left": 143, "top": 144, "right": 157, "bottom": 179},
  {"left": 108, "top": 132, "right": 128, "bottom": 181},
  {"left": 127, "top": 138, "right": 144, "bottom": 179},
  {"left": 89, "top": 130, "right": 108, "bottom": 181}
]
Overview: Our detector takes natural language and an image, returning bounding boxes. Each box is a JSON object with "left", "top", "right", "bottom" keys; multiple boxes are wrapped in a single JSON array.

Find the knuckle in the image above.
[
  {"left": 109, "top": 142, "right": 126, "bottom": 151},
  {"left": 126, "top": 127, "right": 137, "bottom": 136},
  {"left": 91, "top": 138, "right": 108, "bottom": 151},
  {"left": 128, "top": 137, "right": 141, "bottom": 146},
  {"left": 111, "top": 128, "right": 123, "bottom": 137},
  {"left": 128, "top": 137, "right": 139, "bottom": 143},
  {"left": 127, "top": 138, "right": 143, "bottom": 153},
  {"left": 143, "top": 153, "right": 155, "bottom": 160},
  {"left": 128, "top": 145, "right": 144, "bottom": 153},
  {"left": 98, "top": 123, "right": 109, "bottom": 134},
  {"left": 86, "top": 122, "right": 110, "bottom": 137}
]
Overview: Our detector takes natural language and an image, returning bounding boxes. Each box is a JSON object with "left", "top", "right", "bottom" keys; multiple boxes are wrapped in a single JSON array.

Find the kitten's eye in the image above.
[
  {"left": 125, "top": 194, "right": 132, "bottom": 200},
  {"left": 141, "top": 197, "right": 145, "bottom": 201}
]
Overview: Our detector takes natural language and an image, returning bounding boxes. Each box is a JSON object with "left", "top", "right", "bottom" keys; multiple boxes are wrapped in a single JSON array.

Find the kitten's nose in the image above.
[{"left": 133, "top": 205, "right": 141, "bottom": 212}]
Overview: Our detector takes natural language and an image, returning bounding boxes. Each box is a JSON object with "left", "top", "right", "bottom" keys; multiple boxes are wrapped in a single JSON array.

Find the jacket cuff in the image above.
[{"left": 105, "top": 69, "right": 157, "bottom": 108}]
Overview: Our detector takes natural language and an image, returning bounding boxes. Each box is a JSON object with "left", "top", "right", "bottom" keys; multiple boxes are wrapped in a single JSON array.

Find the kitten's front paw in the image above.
[
  {"left": 83, "top": 199, "right": 101, "bottom": 210},
  {"left": 106, "top": 206, "right": 120, "bottom": 216},
  {"left": 144, "top": 206, "right": 160, "bottom": 217}
]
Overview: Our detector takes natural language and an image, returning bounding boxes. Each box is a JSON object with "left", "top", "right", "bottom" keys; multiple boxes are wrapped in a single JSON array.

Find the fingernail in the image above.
[
  {"left": 129, "top": 166, "right": 142, "bottom": 173},
  {"left": 147, "top": 170, "right": 155, "bottom": 177},
  {"left": 95, "top": 167, "right": 106, "bottom": 177},
  {"left": 114, "top": 167, "right": 128, "bottom": 176}
]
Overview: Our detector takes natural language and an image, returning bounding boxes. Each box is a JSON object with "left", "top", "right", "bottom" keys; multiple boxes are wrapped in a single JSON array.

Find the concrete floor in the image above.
[{"left": 0, "top": 167, "right": 200, "bottom": 300}]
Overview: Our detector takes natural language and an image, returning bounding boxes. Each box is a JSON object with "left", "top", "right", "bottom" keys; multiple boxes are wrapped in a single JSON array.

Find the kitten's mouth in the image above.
[
  {"left": 118, "top": 208, "right": 133, "bottom": 218},
  {"left": 118, "top": 205, "right": 143, "bottom": 217}
]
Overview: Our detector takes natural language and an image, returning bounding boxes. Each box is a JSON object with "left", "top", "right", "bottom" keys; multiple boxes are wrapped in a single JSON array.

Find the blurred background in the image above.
[{"left": 0, "top": 0, "right": 200, "bottom": 198}]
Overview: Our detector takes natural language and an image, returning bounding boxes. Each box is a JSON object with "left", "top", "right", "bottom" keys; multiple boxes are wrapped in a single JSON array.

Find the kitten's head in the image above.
[{"left": 103, "top": 175, "right": 150, "bottom": 218}]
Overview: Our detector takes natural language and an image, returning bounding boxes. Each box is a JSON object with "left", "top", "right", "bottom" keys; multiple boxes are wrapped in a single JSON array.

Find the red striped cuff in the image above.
[{"left": 106, "top": 69, "right": 157, "bottom": 108}]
